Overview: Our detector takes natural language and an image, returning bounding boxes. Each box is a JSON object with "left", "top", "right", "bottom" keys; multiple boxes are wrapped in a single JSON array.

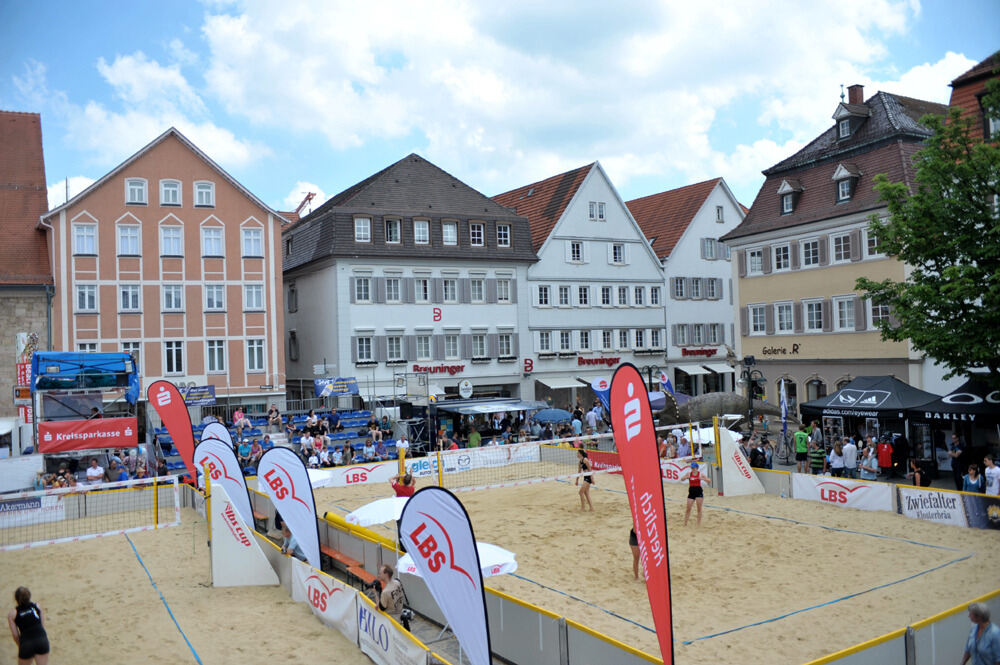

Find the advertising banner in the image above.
[
  {"left": 897, "top": 486, "right": 968, "bottom": 527},
  {"left": 434, "top": 443, "right": 540, "bottom": 477},
  {"left": 258, "top": 447, "right": 321, "bottom": 570},
  {"left": 38, "top": 417, "right": 138, "bottom": 453},
  {"left": 398, "top": 487, "right": 491, "bottom": 665},
  {"left": 963, "top": 493, "right": 1000, "bottom": 530},
  {"left": 16, "top": 362, "right": 30, "bottom": 385},
  {"left": 609, "top": 363, "right": 674, "bottom": 665},
  {"left": 308, "top": 460, "right": 399, "bottom": 489},
  {"left": 17, "top": 405, "right": 32, "bottom": 424},
  {"left": 148, "top": 380, "right": 196, "bottom": 479},
  {"left": 182, "top": 385, "right": 216, "bottom": 406},
  {"left": 357, "top": 595, "right": 428, "bottom": 665},
  {"left": 291, "top": 560, "right": 359, "bottom": 643},
  {"left": 588, "top": 449, "right": 622, "bottom": 474},
  {"left": 719, "top": 434, "right": 765, "bottom": 497},
  {"left": 195, "top": 439, "right": 253, "bottom": 527},
  {"left": 201, "top": 422, "right": 233, "bottom": 448},
  {"left": 209, "top": 486, "right": 279, "bottom": 587},
  {"left": 0, "top": 495, "right": 65, "bottom": 528},
  {"left": 793, "top": 474, "right": 892, "bottom": 512},
  {"left": 314, "top": 377, "right": 360, "bottom": 397}
]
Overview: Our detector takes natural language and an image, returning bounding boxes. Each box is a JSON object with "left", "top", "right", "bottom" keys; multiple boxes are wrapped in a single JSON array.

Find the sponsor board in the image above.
[
  {"left": 314, "top": 377, "right": 360, "bottom": 397},
  {"left": 793, "top": 474, "right": 892, "bottom": 512},
  {"left": 964, "top": 494, "right": 1000, "bottom": 530},
  {"left": 182, "top": 385, "right": 216, "bottom": 406},
  {"left": 259, "top": 448, "right": 321, "bottom": 570},
  {"left": 208, "top": 486, "right": 279, "bottom": 587},
  {"left": 308, "top": 461, "right": 399, "bottom": 488},
  {"left": 291, "top": 559, "right": 358, "bottom": 643},
  {"left": 897, "top": 487, "right": 968, "bottom": 527},
  {"left": 357, "top": 595, "right": 427, "bottom": 665},
  {"left": 38, "top": 417, "right": 139, "bottom": 453},
  {"left": 0, "top": 495, "right": 65, "bottom": 529},
  {"left": 195, "top": 439, "right": 253, "bottom": 527}
]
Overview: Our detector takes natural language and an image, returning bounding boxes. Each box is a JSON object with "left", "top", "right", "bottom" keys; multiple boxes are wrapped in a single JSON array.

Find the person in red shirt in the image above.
[
  {"left": 682, "top": 462, "right": 711, "bottom": 526},
  {"left": 390, "top": 472, "right": 415, "bottom": 497},
  {"left": 876, "top": 437, "right": 894, "bottom": 477}
]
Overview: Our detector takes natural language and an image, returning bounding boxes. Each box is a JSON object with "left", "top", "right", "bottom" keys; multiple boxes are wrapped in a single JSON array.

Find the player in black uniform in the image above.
[
  {"left": 575, "top": 449, "right": 594, "bottom": 511},
  {"left": 7, "top": 587, "right": 49, "bottom": 664}
]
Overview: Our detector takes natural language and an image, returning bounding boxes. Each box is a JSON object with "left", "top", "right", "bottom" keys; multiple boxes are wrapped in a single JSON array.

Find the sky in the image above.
[{"left": 1, "top": 1, "right": 997, "bottom": 214}]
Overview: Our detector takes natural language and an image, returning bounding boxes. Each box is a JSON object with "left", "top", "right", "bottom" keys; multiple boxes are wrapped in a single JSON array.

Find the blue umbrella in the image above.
[{"left": 532, "top": 408, "right": 573, "bottom": 424}]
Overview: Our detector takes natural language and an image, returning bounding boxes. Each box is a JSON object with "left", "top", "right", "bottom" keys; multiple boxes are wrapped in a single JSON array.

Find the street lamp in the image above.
[
  {"left": 639, "top": 364, "right": 661, "bottom": 392},
  {"left": 736, "top": 355, "right": 766, "bottom": 432}
]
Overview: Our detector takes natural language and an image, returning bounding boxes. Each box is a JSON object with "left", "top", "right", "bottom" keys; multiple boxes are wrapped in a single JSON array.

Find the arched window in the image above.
[
  {"left": 806, "top": 378, "right": 827, "bottom": 402},
  {"left": 836, "top": 377, "right": 852, "bottom": 390},
  {"left": 777, "top": 379, "right": 797, "bottom": 412}
]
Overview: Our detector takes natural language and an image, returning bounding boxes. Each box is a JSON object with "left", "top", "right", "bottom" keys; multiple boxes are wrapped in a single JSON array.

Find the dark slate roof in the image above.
[
  {"left": 0, "top": 111, "right": 51, "bottom": 285},
  {"left": 491, "top": 163, "right": 593, "bottom": 251},
  {"left": 625, "top": 178, "right": 721, "bottom": 259},
  {"left": 765, "top": 92, "right": 946, "bottom": 175},
  {"left": 284, "top": 154, "right": 536, "bottom": 272},
  {"left": 951, "top": 50, "right": 1000, "bottom": 86}
]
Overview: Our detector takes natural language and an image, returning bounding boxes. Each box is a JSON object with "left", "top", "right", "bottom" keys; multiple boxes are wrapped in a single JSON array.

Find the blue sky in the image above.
[{"left": 2, "top": 1, "right": 997, "bottom": 213}]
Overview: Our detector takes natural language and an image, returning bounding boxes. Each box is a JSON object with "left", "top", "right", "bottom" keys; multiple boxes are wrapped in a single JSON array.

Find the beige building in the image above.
[
  {"left": 39, "top": 128, "right": 287, "bottom": 430},
  {"left": 721, "top": 86, "right": 946, "bottom": 413}
]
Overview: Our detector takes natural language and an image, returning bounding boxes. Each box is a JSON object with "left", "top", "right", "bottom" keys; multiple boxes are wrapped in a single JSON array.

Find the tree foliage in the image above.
[{"left": 856, "top": 79, "right": 1000, "bottom": 386}]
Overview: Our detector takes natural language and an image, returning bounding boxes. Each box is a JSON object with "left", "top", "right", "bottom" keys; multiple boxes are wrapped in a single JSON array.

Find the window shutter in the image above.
[
  {"left": 374, "top": 277, "right": 386, "bottom": 304},
  {"left": 487, "top": 333, "right": 498, "bottom": 357},
  {"left": 854, "top": 297, "right": 866, "bottom": 331},
  {"left": 850, "top": 176, "right": 859, "bottom": 197},
  {"left": 349, "top": 277, "right": 356, "bottom": 304},
  {"left": 375, "top": 336, "right": 387, "bottom": 362},
  {"left": 607, "top": 243, "right": 614, "bottom": 264},
  {"left": 565, "top": 240, "right": 573, "bottom": 262},
  {"left": 822, "top": 299, "right": 833, "bottom": 332},
  {"left": 714, "top": 239, "right": 724, "bottom": 260},
  {"left": 432, "top": 278, "right": 444, "bottom": 303},
  {"left": 403, "top": 277, "right": 415, "bottom": 303},
  {"left": 818, "top": 236, "right": 829, "bottom": 265},
  {"left": 793, "top": 302, "right": 804, "bottom": 333},
  {"left": 765, "top": 305, "right": 775, "bottom": 335},
  {"left": 351, "top": 336, "right": 358, "bottom": 362},
  {"left": 761, "top": 246, "right": 772, "bottom": 274},
  {"left": 888, "top": 307, "right": 900, "bottom": 328},
  {"left": 406, "top": 335, "right": 417, "bottom": 361},
  {"left": 511, "top": 333, "right": 519, "bottom": 356},
  {"left": 738, "top": 250, "right": 747, "bottom": 277},
  {"left": 433, "top": 335, "right": 445, "bottom": 360},
  {"left": 668, "top": 277, "right": 676, "bottom": 299},
  {"left": 486, "top": 278, "right": 497, "bottom": 303},
  {"left": 461, "top": 334, "right": 472, "bottom": 359},
  {"left": 729, "top": 278, "right": 733, "bottom": 305},
  {"left": 739, "top": 307, "right": 748, "bottom": 337},
  {"left": 509, "top": 280, "right": 518, "bottom": 303},
  {"left": 624, "top": 244, "right": 631, "bottom": 265},
  {"left": 714, "top": 278, "right": 724, "bottom": 300},
  {"left": 790, "top": 240, "right": 800, "bottom": 269},
  {"left": 459, "top": 278, "right": 471, "bottom": 303},
  {"left": 849, "top": 229, "right": 862, "bottom": 261},
  {"left": 582, "top": 242, "right": 590, "bottom": 263},
  {"left": 700, "top": 239, "right": 707, "bottom": 259}
]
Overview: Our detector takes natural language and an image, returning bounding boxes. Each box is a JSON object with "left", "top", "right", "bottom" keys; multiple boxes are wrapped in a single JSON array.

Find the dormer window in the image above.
[
  {"left": 832, "top": 163, "right": 860, "bottom": 203},
  {"left": 838, "top": 179, "right": 852, "bottom": 201},
  {"left": 782, "top": 194, "right": 794, "bottom": 214},
  {"left": 776, "top": 178, "right": 803, "bottom": 216},
  {"left": 838, "top": 118, "right": 851, "bottom": 139}
]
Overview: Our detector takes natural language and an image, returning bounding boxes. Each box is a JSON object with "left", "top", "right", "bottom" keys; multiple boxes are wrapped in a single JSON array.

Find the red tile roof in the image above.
[
  {"left": 0, "top": 111, "right": 51, "bottom": 285},
  {"left": 951, "top": 50, "right": 1000, "bottom": 86},
  {"left": 492, "top": 163, "right": 593, "bottom": 251},
  {"left": 625, "top": 178, "right": 721, "bottom": 259}
]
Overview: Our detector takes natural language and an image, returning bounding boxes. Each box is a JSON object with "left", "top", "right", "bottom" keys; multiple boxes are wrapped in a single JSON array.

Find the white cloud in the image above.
[
  {"left": 167, "top": 39, "right": 199, "bottom": 66},
  {"left": 869, "top": 51, "right": 975, "bottom": 103},
  {"left": 281, "top": 181, "right": 327, "bottom": 213},
  {"left": 47, "top": 176, "right": 97, "bottom": 209}
]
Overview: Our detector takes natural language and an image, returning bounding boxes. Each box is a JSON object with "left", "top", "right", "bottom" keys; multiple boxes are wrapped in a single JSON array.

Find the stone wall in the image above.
[{"left": 0, "top": 288, "right": 50, "bottom": 418}]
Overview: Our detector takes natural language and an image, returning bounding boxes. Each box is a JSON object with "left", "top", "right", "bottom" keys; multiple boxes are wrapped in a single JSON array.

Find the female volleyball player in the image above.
[
  {"left": 628, "top": 527, "right": 640, "bottom": 579},
  {"left": 575, "top": 449, "right": 594, "bottom": 511},
  {"left": 8, "top": 587, "right": 49, "bottom": 664},
  {"left": 682, "top": 461, "right": 710, "bottom": 526}
]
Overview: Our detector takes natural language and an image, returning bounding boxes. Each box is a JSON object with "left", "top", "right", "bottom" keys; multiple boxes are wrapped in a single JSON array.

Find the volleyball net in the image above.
[{"left": 0, "top": 475, "right": 181, "bottom": 551}]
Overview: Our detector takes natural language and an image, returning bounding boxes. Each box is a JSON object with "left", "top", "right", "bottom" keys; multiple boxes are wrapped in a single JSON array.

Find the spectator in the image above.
[
  {"left": 88, "top": 407, "right": 102, "bottom": 419},
  {"left": 468, "top": 429, "right": 482, "bottom": 448},
  {"left": 530, "top": 420, "right": 541, "bottom": 439},
  {"left": 300, "top": 433, "right": 315, "bottom": 457},
  {"left": 318, "top": 445, "right": 332, "bottom": 467},
  {"left": 261, "top": 434, "right": 272, "bottom": 450},
  {"left": 343, "top": 445, "right": 355, "bottom": 466},
  {"left": 368, "top": 421, "right": 383, "bottom": 443},
  {"left": 250, "top": 439, "right": 263, "bottom": 467},
  {"left": 960, "top": 602, "right": 1000, "bottom": 665},
  {"left": 135, "top": 466, "right": 148, "bottom": 480},
  {"left": 808, "top": 438, "right": 827, "bottom": 475},
  {"left": 363, "top": 440, "right": 376, "bottom": 462},
  {"left": 907, "top": 459, "right": 931, "bottom": 488},
  {"left": 156, "top": 458, "right": 168, "bottom": 477},
  {"left": 85, "top": 458, "right": 104, "bottom": 485},
  {"left": 280, "top": 524, "right": 307, "bottom": 561},
  {"left": 237, "top": 439, "right": 252, "bottom": 468},
  {"left": 329, "top": 410, "right": 342, "bottom": 432},
  {"left": 379, "top": 415, "right": 393, "bottom": 440},
  {"left": 232, "top": 408, "right": 251, "bottom": 436},
  {"left": 107, "top": 460, "right": 129, "bottom": 482},
  {"left": 808, "top": 420, "right": 824, "bottom": 450},
  {"left": 763, "top": 437, "right": 773, "bottom": 469},
  {"left": 585, "top": 407, "right": 599, "bottom": 433},
  {"left": 739, "top": 433, "right": 752, "bottom": 461},
  {"left": 842, "top": 437, "right": 858, "bottom": 479},
  {"left": 396, "top": 434, "right": 410, "bottom": 457},
  {"left": 949, "top": 434, "right": 966, "bottom": 490},
  {"left": 963, "top": 465, "right": 985, "bottom": 493},
  {"left": 305, "top": 409, "right": 318, "bottom": 433},
  {"left": 306, "top": 450, "right": 319, "bottom": 469},
  {"left": 370, "top": 564, "right": 406, "bottom": 625},
  {"left": 33, "top": 472, "right": 45, "bottom": 491},
  {"left": 794, "top": 424, "right": 810, "bottom": 474},
  {"left": 571, "top": 415, "right": 583, "bottom": 436},
  {"left": 984, "top": 455, "right": 1000, "bottom": 497},
  {"left": 877, "top": 436, "right": 894, "bottom": 478},
  {"left": 828, "top": 442, "right": 846, "bottom": 477},
  {"left": 332, "top": 447, "right": 344, "bottom": 466},
  {"left": 749, "top": 437, "right": 767, "bottom": 468},
  {"left": 448, "top": 438, "right": 460, "bottom": 451},
  {"left": 373, "top": 440, "right": 387, "bottom": 460},
  {"left": 676, "top": 436, "right": 691, "bottom": 460},
  {"left": 267, "top": 404, "right": 281, "bottom": 433}
]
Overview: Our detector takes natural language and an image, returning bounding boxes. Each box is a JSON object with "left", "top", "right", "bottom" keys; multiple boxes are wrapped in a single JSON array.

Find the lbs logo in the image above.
[
  {"left": 304, "top": 574, "right": 339, "bottom": 612},
  {"left": 408, "top": 513, "right": 475, "bottom": 588},
  {"left": 341, "top": 464, "right": 380, "bottom": 484},
  {"left": 263, "top": 464, "right": 311, "bottom": 511},
  {"left": 660, "top": 463, "right": 683, "bottom": 481},
  {"left": 816, "top": 481, "right": 866, "bottom": 504}
]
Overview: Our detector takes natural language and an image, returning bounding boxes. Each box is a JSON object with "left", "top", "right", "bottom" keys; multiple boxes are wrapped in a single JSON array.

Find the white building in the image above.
[
  {"left": 494, "top": 163, "right": 666, "bottom": 404},
  {"left": 628, "top": 178, "right": 746, "bottom": 395}
]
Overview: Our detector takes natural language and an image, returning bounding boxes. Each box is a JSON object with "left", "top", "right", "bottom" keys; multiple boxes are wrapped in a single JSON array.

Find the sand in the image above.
[{"left": 315, "top": 472, "right": 1000, "bottom": 665}]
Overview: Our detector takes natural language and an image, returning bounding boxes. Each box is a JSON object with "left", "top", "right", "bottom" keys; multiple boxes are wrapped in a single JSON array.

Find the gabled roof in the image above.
[
  {"left": 491, "top": 163, "right": 593, "bottom": 251},
  {"left": 625, "top": 178, "right": 721, "bottom": 259},
  {"left": 40, "top": 127, "right": 288, "bottom": 224},
  {"left": 951, "top": 50, "right": 1000, "bottom": 87},
  {"left": 0, "top": 111, "right": 51, "bottom": 285}
]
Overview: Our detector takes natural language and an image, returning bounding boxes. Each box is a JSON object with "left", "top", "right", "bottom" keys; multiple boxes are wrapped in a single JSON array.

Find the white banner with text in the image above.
[
  {"left": 357, "top": 595, "right": 428, "bottom": 665},
  {"left": 792, "top": 474, "right": 892, "bottom": 512},
  {"left": 291, "top": 559, "right": 358, "bottom": 644},
  {"left": 897, "top": 486, "right": 969, "bottom": 527}
]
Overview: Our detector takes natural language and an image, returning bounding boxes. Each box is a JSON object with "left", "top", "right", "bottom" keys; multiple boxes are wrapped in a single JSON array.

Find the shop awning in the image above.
[
  {"left": 905, "top": 374, "right": 999, "bottom": 423},
  {"left": 428, "top": 383, "right": 446, "bottom": 396},
  {"left": 436, "top": 399, "right": 548, "bottom": 415},
  {"left": 677, "top": 365, "right": 710, "bottom": 376},
  {"left": 800, "top": 375, "right": 939, "bottom": 418},
  {"left": 536, "top": 376, "right": 586, "bottom": 390},
  {"left": 702, "top": 362, "right": 735, "bottom": 374}
]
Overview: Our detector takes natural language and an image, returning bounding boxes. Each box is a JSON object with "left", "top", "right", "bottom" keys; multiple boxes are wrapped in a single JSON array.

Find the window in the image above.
[
  {"left": 782, "top": 194, "right": 794, "bottom": 215},
  {"left": 247, "top": 339, "right": 265, "bottom": 372},
  {"left": 76, "top": 285, "right": 97, "bottom": 312},
  {"left": 559, "top": 331, "right": 572, "bottom": 352},
  {"left": 617, "top": 286, "right": 628, "bottom": 306},
  {"left": 442, "top": 278, "right": 457, "bottom": 303},
  {"left": 570, "top": 241, "right": 583, "bottom": 262},
  {"left": 387, "top": 336, "right": 404, "bottom": 362},
  {"left": 673, "top": 278, "right": 686, "bottom": 299},
  {"left": 702, "top": 238, "right": 717, "bottom": 259},
  {"left": 122, "top": 342, "right": 141, "bottom": 371},
  {"left": 205, "top": 284, "right": 224, "bottom": 311},
  {"left": 708, "top": 324, "right": 722, "bottom": 345},
  {"left": 385, "top": 219, "right": 401, "bottom": 243},
  {"left": 773, "top": 244, "right": 790, "bottom": 271},
  {"left": 673, "top": 325, "right": 687, "bottom": 346},
  {"left": 749, "top": 304, "right": 766, "bottom": 335},
  {"left": 244, "top": 284, "right": 264, "bottom": 311},
  {"left": 386, "top": 277, "right": 401, "bottom": 302},
  {"left": 74, "top": 342, "right": 97, "bottom": 352},
  {"left": 442, "top": 222, "right": 458, "bottom": 245},
  {"left": 538, "top": 285, "right": 550, "bottom": 306},
  {"left": 579, "top": 330, "right": 590, "bottom": 350},
  {"left": 355, "top": 276, "right": 371, "bottom": 302},
  {"left": 723, "top": 243, "right": 732, "bottom": 260},
  {"left": 415, "top": 278, "right": 430, "bottom": 303},
  {"left": 989, "top": 114, "right": 1000, "bottom": 140},
  {"left": 539, "top": 331, "right": 551, "bottom": 352},
  {"left": 650, "top": 329, "right": 661, "bottom": 348},
  {"left": 498, "top": 333, "right": 513, "bottom": 357},
  {"left": 775, "top": 302, "right": 793, "bottom": 333},
  {"left": 705, "top": 279, "right": 718, "bottom": 299},
  {"left": 444, "top": 334, "right": 460, "bottom": 359},
  {"left": 496, "top": 224, "right": 511, "bottom": 247},
  {"left": 202, "top": 227, "right": 223, "bottom": 256},
  {"left": 865, "top": 229, "right": 883, "bottom": 257},
  {"left": 470, "top": 223, "right": 484, "bottom": 246},
  {"left": 691, "top": 324, "right": 704, "bottom": 345},
  {"left": 497, "top": 278, "right": 511, "bottom": 303},
  {"left": 833, "top": 234, "right": 851, "bottom": 262},
  {"left": 806, "top": 378, "right": 827, "bottom": 402},
  {"left": 160, "top": 180, "right": 180, "bottom": 206},
  {"left": 802, "top": 239, "right": 820, "bottom": 266},
  {"left": 634, "top": 329, "right": 645, "bottom": 348},
  {"left": 634, "top": 286, "right": 644, "bottom": 305},
  {"left": 416, "top": 335, "right": 432, "bottom": 360},
  {"left": 602, "top": 330, "right": 613, "bottom": 350},
  {"left": 837, "top": 179, "right": 852, "bottom": 202},
  {"left": 748, "top": 248, "right": 763, "bottom": 274},
  {"left": 126, "top": 178, "right": 147, "bottom": 204},
  {"left": 619, "top": 329, "right": 630, "bottom": 349},
  {"left": 869, "top": 300, "right": 890, "bottom": 328},
  {"left": 588, "top": 201, "right": 606, "bottom": 221},
  {"left": 838, "top": 118, "right": 851, "bottom": 138},
  {"left": 650, "top": 286, "right": 660, "bottom": 305},
  {"left": 414, "top": 220, "right": 429, "bottom": 244},
  {"left": 118, "top": 225, "right": 139, "bottom": 255},
  {"left": 472, "top": 334, "right": 487, "bottom": 358},
  {"left": 163, "top": 285, "right": 183, "bottom": 311},
  {"left": 716, "top": 205, "right": 724, "bottom": 223},
  {"left": 242, "top": 228, "right": 263, "bottom": 257},
  {"left": 690, "top": 279, "right": 701, "bottom": 299},
  {"left": 288, "top": 331, "right": 299, "bottom": 361},
  {"left": 194, "top": 181, "right": 215, "bottom": 207},
  {"left": 120, "top": 285, "right": 140, "bottom": 312},
  {"left": 165, "top": 341, "right": 183, "bottom": 375},
  {"left": 558, "top": 285, "right": 570, "bottom": 306},
  {"left": 601, "top": 286, "right": 611, "bottom": 306},
  {"left": 73, "top": 224, "right": 96, "bottom": 255},
  {"left": 578, "top": 286, "right": 589, "bottom": 306},
  {"left": 287, "top": 283, "right": 297, "bottom": 312},
  {"left": 611, "top": 243, "right": 625, "bottom": 265},
  {"left": 805, "top": 300, "right": 823, "bottom": 331},
  {"left": 161, "top": 226, "right": 183, "bottom": 256},
  {"left": 355, "top": 217, "right": 371, "bottom": 242},
  {"left": 356, "top": 337, "right": 373, "bottom": 362},
  {"left": 835, "top": 296, "right": 855, "bottom": 330},
  {"left": 285, "top": 237, "right": 293, "bottom": 256}
]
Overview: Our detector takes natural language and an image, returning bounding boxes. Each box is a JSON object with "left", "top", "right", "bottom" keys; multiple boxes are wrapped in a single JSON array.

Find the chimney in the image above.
[{"left": 847, "top": 84, "right": 864, "bottom": 105}]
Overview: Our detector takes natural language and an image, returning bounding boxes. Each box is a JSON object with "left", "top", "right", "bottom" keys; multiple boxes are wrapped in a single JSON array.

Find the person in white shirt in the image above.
[
  {"left": 842, "top": 438, "right": 859, "bottom": 479},
  {"left": 984, "top": 455, "right": 1000, "bottom": 496},
  {"left": 307, "top": 452, "right": 319, "bottom": 469},
  {"left": 585, "top": 408, "right": 598, "bottom": 431},
  {"left": 300, "top": 433, "right": 315, "bottom": 454},
  {"left": 85, "top": 458, "right": 104, "bottom": 484},
  {"left": 395, "top": 434, "right": 409, "bottom": 456}
]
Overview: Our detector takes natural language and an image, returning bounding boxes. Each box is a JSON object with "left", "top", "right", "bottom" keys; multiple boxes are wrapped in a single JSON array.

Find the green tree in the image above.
[{"left": 856, "top": 80, "right": 1000, "bottom": 385}]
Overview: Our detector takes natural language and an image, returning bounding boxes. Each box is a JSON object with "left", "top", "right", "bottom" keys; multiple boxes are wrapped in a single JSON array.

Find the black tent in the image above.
[
  {"left": 799, "top": 375, "right": 939, "bottom": 419},
  {"left": 906, "top": 376, "right": 1000, "bottom": 424}
]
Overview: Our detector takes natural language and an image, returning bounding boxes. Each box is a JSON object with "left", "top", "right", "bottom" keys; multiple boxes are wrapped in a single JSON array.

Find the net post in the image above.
[
  {"left": 688, "top": 421, "right": 695, "bottom": 456},
  {"left": 203, "top": 463, "right": 212, "bottom": 584},
  {"left": 712, "top": 417, "right": 721, "bottom": 470},
  {"left": 436, "top": 450, "right": 444, "bottom": 487},
  {"left": 154, "top": 473, "right": 159, "bottom": 529},
  {"left": 399, "top": 447, "right": 406, "bottom": 475}
]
